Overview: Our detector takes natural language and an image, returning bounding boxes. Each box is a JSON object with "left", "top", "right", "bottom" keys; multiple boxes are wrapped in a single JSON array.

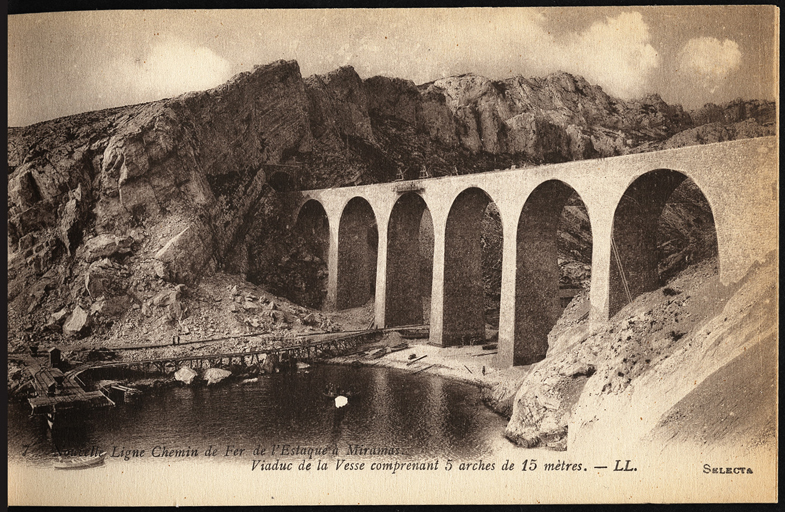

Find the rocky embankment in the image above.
[{"left": 489, "top": 253, "right": 777, "bottom": 458}]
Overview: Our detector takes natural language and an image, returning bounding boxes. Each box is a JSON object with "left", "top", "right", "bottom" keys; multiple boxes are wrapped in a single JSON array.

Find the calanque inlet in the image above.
[{"left": 8, "top": 59, "right": 777, "bottom": 459}]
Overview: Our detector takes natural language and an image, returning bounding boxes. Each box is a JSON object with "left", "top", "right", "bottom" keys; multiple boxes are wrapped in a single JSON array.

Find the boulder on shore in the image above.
[
  {"left": 203, "top": 367, "right": 231, "bottom": 385},
  {"left": 175, "top": 367, "right": 199, "bottom": 385}
]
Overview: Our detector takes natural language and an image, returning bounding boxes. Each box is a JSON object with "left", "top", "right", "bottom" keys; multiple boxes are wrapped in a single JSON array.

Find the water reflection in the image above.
[{"left": 8, "top": 366, "right": 507, "bottom": 466}]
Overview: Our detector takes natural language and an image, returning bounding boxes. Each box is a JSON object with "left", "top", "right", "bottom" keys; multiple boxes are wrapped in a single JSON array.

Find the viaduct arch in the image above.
[
  {"left": 515, "top": 180, "right": 590, "bottom": 366},
  {"left": 289, "top": 137, "right": 777, "bottom": 368},
  {"left": 443, "top": 188, "right": 499, "bottom": 346},
  {"left": 291, "top": 199, "right": 330, "bottom": 308},
  {"left": 608, "top": 170, "right": 718, "bottom": 317},
  {"left": 385, "top": 193, "right": 433, "bottom": 328},
  {"left": 294, "top": 199, "right": 330, "bottom": 259},
  {"left": 336, "top": 197, "right": 378, "bottom": 310}
]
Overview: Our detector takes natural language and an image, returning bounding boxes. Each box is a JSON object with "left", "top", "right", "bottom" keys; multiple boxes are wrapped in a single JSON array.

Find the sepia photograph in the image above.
[{"left": 7, "top": 6, "right": 778, "bottom": 505}]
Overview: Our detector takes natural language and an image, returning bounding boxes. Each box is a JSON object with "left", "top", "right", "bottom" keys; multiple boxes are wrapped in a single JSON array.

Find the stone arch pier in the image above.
[{"left": 290, "top": 137, "right": 777, "bottom": 367}]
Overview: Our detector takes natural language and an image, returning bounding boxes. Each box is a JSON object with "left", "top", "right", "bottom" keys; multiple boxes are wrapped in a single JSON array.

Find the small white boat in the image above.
[
  {"left": 334, "top": 395, "right": 348, "bottom": 408},
  {"left": 53, "top": 451, "right": 107, "bottom": 470}
]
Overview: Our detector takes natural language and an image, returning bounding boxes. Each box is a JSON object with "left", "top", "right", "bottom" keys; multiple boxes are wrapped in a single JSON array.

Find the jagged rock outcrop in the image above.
[
  {"left": 412, "top": 73, "right": 693, "bottom": 162},
  {"left": 502, "top": 254, "right": 776, "bottom": 453},
  {"left": 78, "top": 233, "right": 134, "bottom": 263},
  {"left": 365, "top": 76, "right": 420, "bottom": 126},
  {"left": 305, "top": 66, "right": 375, "bottom": 148},
  {"left": 689, "top": 98, "right": 775, "bottom": 126},
  {"left": 6, "top": 58, "right": 775, "bottom": 349},
  {"left": 8, "top": 60, "right": 315, "bottom": 346},
  {"left": 63, "top": 305, "right": 91, "bottom": 338},
  {"left": 658, "top": 118, "right": 775, "bottom": 150},
  {"left": 629, "top": 98, "right": 776, "bottom": 154}
]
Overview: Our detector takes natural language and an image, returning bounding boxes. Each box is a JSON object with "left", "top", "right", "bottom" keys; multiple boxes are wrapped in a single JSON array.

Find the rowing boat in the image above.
[{"left": 53, "top": 451, "right": 107, "bottom": 470}]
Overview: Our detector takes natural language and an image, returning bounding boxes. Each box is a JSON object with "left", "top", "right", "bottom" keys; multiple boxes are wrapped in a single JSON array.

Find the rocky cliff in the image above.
[
  {"left": 6, "top": 59, "right": 775, "bottom": 350},
  {"left": 499, "top": 252, "right": 776, "bottom": 459}
]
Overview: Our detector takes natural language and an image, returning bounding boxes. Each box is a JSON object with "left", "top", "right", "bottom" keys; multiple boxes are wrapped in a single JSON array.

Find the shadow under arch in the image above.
[
  {"left": 609, "top": 169, "right": 718, "bottom": 317},
  {"left": 289, "top": 199, "right": 331, "bottom": 309},
  {"left": 337, "top": 197, "right": 378, "bottom": 310},
  {"left": 514, "top": 180, "right": 592, "bottom": 366},
  {"left": 443, "top": 187, "right": 500, "bottom": 346},
  {"left": 294, "top": 199, "right": 330, "bottom": 261},
  {"left": 385, "top": 192, "right": 434, "bottom": 327}
]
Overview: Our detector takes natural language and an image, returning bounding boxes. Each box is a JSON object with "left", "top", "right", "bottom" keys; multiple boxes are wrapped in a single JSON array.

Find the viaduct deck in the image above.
[{"left": 293, "top": 137, "right": 778, "bottom": 367}]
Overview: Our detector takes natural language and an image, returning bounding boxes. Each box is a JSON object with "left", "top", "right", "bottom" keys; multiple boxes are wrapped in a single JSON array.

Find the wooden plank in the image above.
[
  {"left": 406, "top": 355, "right": 428, "bottom": 366},
  {"left": 28, "top": 385, "right": 114, "bottom": 414},
  {"left": 413, "top": 364, "right": 434, "bottom": 374}
]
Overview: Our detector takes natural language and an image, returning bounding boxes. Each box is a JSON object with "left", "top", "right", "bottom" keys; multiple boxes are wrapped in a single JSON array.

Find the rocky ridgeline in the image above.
[{"left": 6, "top": 59, "right": 775, "bottom": 351}]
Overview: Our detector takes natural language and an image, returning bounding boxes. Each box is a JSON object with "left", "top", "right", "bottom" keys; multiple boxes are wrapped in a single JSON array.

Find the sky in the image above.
[{"left": 7, "top": 6, "right": 779, "bottom": 127}]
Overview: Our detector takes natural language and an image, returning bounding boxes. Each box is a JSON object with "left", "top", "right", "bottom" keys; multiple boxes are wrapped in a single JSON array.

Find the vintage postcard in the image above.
[{"left": 7, "top": 6, "right": 778, "bottom": 505}]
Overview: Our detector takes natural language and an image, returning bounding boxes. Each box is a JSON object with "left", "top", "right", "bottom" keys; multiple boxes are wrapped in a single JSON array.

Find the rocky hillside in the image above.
[
  {"left": 496, "top": 251, "right": 777, "bottom": 460},
  {"left": 6, "top": 59, "right": 775, "bottom": 352},
  {"left": 630, "top": 98, "right": 776, "bottom": 155}
]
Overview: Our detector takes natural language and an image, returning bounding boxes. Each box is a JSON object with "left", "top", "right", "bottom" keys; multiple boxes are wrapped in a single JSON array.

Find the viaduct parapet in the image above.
[{"left": 291, "top": 136, "right": 778, "bottom": 368}]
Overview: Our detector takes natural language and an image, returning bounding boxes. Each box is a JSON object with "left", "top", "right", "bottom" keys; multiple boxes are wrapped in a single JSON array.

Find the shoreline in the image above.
[
  {"left": 9, "top": 334, "right": 529, "bottom": 433},
  {"left": 325, "top": 336, "right": 532, "bottom": 419},
  {"left": 333, "top": 336, "right": 531, "bottom": 386}
]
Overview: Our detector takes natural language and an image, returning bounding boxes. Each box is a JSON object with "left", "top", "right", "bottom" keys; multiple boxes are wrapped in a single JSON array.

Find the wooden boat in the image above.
[
  {"left": 366, "top": 347, "right": 386, "bottom": 359},
  {"left": 101, "top": 383, "right": 142, "bottom": 404},
  {"left": 53, "top": 451, "right": 107, "bottom": 470}
]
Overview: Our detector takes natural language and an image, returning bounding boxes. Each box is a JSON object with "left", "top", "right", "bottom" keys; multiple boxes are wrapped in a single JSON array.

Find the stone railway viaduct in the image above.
[{"left": 289, "top": 137, "right": 778, "bottom": 368}]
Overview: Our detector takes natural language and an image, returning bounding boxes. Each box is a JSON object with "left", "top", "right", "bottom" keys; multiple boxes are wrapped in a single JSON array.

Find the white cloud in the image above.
[
  {"left": 115, "top": 36, "right": 234, "bottom": 102},
  {"left": 270, "top": 9, "right": 661, "bottom": 100},
  {"left": 678, "top": 37, "right": 742, "bottom": 93},
  {"left": 555, "top": 12, "right": 660, "bottom": 99}
]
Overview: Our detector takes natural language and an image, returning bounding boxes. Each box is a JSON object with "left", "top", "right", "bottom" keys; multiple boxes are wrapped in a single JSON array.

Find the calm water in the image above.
[{"left": 8, "top": 365, "right": 508, "bottom": 467}]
